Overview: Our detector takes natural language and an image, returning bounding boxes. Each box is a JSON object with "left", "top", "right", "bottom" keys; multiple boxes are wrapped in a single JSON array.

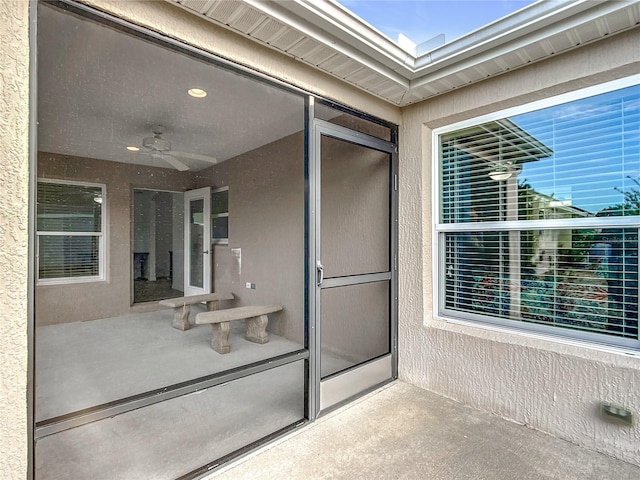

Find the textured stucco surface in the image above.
[
  {"left": 398, "top": 28, "right": 640, "bottom": 466},
  {"left": 0, "top": 1, "right": 30, "bottom": 479}
]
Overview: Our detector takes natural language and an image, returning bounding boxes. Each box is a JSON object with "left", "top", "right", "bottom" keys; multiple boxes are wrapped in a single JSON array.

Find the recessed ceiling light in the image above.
[
  {"left": 188, "top": 88, "right": 207, "bottom": 98},
  {"left": 126, "top": 146, "right": 140, "bottom": 152}
]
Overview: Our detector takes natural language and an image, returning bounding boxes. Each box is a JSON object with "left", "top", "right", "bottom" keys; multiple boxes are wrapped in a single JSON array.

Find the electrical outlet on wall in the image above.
[
  {"left": 600, "top": 402, "right": 636, "bottom": 427},
  {"left": 245, "top": 282, "right": 256, "bottom": 289}
]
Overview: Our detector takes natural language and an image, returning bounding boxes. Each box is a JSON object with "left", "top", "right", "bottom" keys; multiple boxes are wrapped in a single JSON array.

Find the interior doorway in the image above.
[{"left": 132, "top": 188, "right": 184, "bottom": 304}]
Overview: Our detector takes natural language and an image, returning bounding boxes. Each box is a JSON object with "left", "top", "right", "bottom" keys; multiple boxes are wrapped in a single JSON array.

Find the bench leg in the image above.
[
  {"left": 206, "top": 300, "right": 219, "bottom": 311},
  {"left": 172, "top": 305, "right": 191, "bottom": 331},
  {"left": 246, "top": 314, "right": 269, "bottom": 344},
  {"left": 211, "top": 322, "right": 231, "bottom": 354}
]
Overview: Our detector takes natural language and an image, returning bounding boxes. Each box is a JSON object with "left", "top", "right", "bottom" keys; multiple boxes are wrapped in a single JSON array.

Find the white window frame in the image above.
[
  {"left": 432, "top": 74, "right": 640, "bottom": 351},
  {"left": 36, "top": 179, "right": 107, "bottom": 285}
]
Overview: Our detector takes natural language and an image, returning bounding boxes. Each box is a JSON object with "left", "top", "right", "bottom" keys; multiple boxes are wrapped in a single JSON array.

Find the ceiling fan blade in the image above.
[
  {"left": 161, "top": 154, "right": 190, "bottom": 171},
  {"left": 170, "top": 150, "right": 217, "bottom": 164}
]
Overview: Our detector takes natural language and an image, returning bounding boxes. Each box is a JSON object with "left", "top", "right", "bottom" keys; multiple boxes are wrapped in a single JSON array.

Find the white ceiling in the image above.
[{"left": 37, "top": 4, "right": 305, "bottom": 171}]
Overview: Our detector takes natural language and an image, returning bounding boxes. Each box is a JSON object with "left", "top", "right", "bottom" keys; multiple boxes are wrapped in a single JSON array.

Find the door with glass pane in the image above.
[
  {"left": 184, "top": 187, "right": 211, "bottom": 296},
  {"left": 314, "top": 121, "right": 397, "bottom": 414}
]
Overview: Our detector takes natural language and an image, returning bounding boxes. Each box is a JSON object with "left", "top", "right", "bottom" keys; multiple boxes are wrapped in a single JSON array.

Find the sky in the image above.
[{"left": 338, "top": 0, "right": 537, "bottom": 46}]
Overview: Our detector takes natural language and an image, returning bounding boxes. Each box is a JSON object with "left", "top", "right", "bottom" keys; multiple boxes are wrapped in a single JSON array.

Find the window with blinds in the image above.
[
  {"left": 436, "top": 80, "right": 640, "bottom": 349},
  {"left": 37, "top": 180, "right": 105, "bottom": 282},
  {"left": 211, "top": 186, "right": 229, "bottom": 244}
]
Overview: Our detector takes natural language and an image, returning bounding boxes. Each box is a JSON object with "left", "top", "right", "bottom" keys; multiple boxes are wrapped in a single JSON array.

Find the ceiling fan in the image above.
[{"left": 138, "top": 125, "right": 217, "bottom": 171}]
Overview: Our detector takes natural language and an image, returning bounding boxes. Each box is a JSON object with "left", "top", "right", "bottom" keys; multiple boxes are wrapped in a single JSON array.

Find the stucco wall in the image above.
[
  {"left": 195, "top": 132, "right": 306, "bottom": 344},
  {"left": 0, "top": 1, "right": 30, "bottom": 478},
  {"left": 399, "top": 27, "right": 640, "bottom": 466}
]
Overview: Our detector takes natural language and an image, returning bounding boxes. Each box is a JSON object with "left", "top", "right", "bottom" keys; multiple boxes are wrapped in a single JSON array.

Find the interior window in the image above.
[
  {"left": 36, "top": 180, "right": 104, "bottom": 282},
  {"left": 211, "top": 186, "right": 229, "bottom": 244}
]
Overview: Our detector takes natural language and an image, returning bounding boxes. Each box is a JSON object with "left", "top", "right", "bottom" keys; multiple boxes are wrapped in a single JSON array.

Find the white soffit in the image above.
[{"left": 170, "top": 0, "right": 640, "bottom": 107}]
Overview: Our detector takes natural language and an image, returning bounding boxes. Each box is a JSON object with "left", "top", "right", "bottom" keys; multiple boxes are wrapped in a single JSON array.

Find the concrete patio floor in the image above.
[{"left": 209, "top": 381, "right": 639, "bottom": 480}]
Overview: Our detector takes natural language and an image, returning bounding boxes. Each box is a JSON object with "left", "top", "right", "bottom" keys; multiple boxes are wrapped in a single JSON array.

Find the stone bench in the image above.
[
  {"left": 195, "top": 305, "right": 283, "bottom": 354},
  {"left": 159, "top": 293, "right": 234, "bottom": 331}
]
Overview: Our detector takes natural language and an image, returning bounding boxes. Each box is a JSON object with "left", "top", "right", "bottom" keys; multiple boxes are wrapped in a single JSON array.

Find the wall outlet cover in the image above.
[{"left": 600, "top": 402, "right": 636, "bottom": 427}]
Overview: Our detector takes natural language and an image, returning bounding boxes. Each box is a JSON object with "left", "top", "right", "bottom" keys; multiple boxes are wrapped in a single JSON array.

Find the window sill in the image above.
[
  {"left": 36, "top": 276, "right": 106, "bottom": 287},
  {"left": 429, "top": 313, "right": 640, "bottom": 366}
]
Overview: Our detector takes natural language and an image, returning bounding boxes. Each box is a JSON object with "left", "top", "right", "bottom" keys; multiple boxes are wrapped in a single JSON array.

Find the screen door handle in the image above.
[{"left": 317, "top": 261, "right": 324, "bottom": 286}]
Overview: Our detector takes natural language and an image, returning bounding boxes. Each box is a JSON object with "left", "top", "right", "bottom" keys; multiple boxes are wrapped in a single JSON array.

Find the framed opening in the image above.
[
  {"left": 34, "top": 2, "right": 307, "bottom": 478},
  {"left": 32, "top": 1, "right": 398, "bottom": 478}
]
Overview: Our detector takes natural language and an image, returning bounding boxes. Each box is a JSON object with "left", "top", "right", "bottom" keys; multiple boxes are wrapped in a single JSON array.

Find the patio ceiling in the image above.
[{"left": 170, "top": 0, "right": 640, "bottom": 106}]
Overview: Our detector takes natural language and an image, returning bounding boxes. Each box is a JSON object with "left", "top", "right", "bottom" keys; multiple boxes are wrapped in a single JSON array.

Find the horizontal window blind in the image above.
[
  {"left": 38, "top": 235, "right": 101, "bottom": 279},
  {"left": 438, "top": 82, "right": 640, "bottom": 347},
  {"left": 441, "top": 86, "right": 640, "bottom": 223},
  {"left": 37, "top": 182, "right": 103, "bottom": 232},
  {"left": 37, "top": 181, "right": 104, "bottom": 281},
  {"left": 444, "top": 229, "right": 638, "bottom": 340}
]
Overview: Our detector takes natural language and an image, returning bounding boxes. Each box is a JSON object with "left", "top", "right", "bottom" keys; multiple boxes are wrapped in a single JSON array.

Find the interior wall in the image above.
[
  {"left": 195, "top": 132, "right": 305, "bottom": 344},
  {"left": 399, "top": 28, "right": 640, "bottom": 466},
  {"left": 36, "top": 152, "right": 196, "bottom": 326},
  {"left": 0, "top": 1, "right": 29, "bottom": 478},
  {"left": 172, "top": 195, "right": 185, "bottom": 290}
]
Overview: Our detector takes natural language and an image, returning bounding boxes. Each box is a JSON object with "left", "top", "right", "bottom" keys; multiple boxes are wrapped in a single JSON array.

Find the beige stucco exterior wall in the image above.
[
  {"left": 399, "top": 28, "right": 640, "bottom": 466},
  {"left": 0, "top": 1, "right": 30, "bottom": 478}
]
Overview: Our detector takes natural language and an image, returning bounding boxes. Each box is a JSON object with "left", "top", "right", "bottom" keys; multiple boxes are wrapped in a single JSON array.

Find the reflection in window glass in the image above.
[
  {"left": 189, "top": 198, "right": 204, "bottom": 288},
  {"left": 441, "top": 85, "right": 640, "bottom": 222},
  {"left": 211, "top": 187, "right": 228, "bottom": 215},
  {"left": 438, "top": 82, "right": 640, "bottom": 348}
]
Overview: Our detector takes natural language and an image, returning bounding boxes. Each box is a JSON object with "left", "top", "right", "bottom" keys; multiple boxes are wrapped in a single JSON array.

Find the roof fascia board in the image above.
[
  {"left": 243, "top": 0, "right": 412, "bottom": 85},
  {"left": 167, "top": 0, "right": 638, "bottom": 106},
  {"left": 413, "top": 0, "right": 585, "bottom": 71},
  {"left": 271, "top": 0, "right": 418, "bottom": 77},
  {"left": 411, "top": 0, "right": 638, "bottom": 89}
]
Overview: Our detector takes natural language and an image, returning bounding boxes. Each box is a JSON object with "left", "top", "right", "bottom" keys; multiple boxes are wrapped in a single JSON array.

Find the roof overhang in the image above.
[{"left": 169, "top": 0, "right": 640, "bottom": 106}]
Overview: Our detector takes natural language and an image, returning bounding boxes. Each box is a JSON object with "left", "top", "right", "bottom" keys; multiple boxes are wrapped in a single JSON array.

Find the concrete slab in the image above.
[{"left": 209, "top": 381, "right": 640, "bottom": 480}]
